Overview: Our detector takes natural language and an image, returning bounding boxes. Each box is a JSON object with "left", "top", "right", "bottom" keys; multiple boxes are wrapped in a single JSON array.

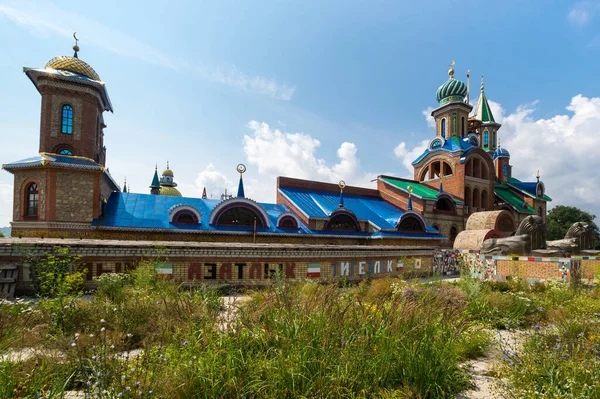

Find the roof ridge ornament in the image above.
[
  {"left": 448, "top": 60, "right": 455, "bottom": 78},
  {"left": 338, "top": 180, "right": 346, "bottom": 208},
  {"left": 481, "top": 74, "right": 484, "bottom": 92},
  {"left": 73, "top": 32, "right": 80, "bottom": 58},
  {"left": 236, "top": 163, "right": 246, "bottom": 198},
  {"left": 407, "top": 185, "right": 413, "bottom": 211}
]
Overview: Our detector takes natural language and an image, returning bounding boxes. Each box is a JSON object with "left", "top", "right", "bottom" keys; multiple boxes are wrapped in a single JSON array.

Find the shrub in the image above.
[{"left": 95, "top": 273, "right": 133, "bottom": 302}]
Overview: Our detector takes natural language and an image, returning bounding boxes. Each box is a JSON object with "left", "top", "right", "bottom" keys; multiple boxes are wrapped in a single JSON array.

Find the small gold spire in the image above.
[
  {"left": 536, "top": 170, "right": 540, "bottom": 180},
  {"left": 72, "top": 32, "right": 80, "bottom": 53},
  {"left": 448, "top": 60, "right": 455, "bottom": 78},
  {"left": 167, "top": 160, "right": 170, "bottom": 169},
  {"left": 481, "top": 74, "right": 484, "bottom": 91},
  {"left": 407, "top": 185, "right": 413, "bottom": 195},
  {"left": 338, "top": 180, "right": 346, "bottom": 191}
]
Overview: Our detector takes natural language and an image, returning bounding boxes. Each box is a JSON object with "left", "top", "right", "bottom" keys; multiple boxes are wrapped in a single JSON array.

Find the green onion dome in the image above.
[
  {"left": 436, "top": 66, "right": 467, "bottom": 105},
  {"left": 436, "top": 77, "right": 468, "bottom": 105}
]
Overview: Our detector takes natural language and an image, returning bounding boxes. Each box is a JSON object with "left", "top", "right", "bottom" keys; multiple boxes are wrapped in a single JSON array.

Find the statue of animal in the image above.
[{"left": 480, "top": 234, "right": 531, "bottom": 256}]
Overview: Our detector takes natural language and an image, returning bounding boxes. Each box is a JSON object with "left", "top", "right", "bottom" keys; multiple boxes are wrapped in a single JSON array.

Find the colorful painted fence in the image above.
[{"left": 457, "top": 250, "right": 600, "bottom": 282}]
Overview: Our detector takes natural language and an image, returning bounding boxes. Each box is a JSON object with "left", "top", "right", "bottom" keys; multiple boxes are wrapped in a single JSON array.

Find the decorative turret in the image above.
[
  {"left": 150, "top": 164, "right": 160, "bottom": 195},
  {"left": 159, "top": 161, "right": 182, "bottom": 197},
  {"left": 432, "top": 61, "right": 473, "bottom": 139},
  {"left": 473, "top": 75, "right": 501, "bottom": 152},
  {"left": 494, "top": 139, "right": 511, "bottom": 183}
]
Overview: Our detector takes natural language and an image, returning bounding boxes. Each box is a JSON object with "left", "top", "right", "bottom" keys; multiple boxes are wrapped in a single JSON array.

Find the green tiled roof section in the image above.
[
  {"left": 495, "top": 184, "right": 536, "bottom": 214},
  {"left": 380, "top": 177, "right": 463, "bottom": 203},
  {"left": 475, "top": 91, "right": 495, "bottom": 123},
  {"left": 508, "top": 177, "right": 553, "bottom": 201}
]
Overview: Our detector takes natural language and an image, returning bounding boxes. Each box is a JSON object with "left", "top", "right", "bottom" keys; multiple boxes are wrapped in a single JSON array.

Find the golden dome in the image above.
[
  {"left": 162, "top": 168, "right": 174, "bottom": 177},
  {"left": 159, "top": 186, "right": 182, "bottom": 197},
  {"left": 45, "top": 56, "right": 101, "bottom": 81}
]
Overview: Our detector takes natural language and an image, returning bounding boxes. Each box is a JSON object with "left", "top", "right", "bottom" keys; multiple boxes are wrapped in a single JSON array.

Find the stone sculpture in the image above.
[{"left": 480, "top": 234, "right": 531, "bottom": 256}]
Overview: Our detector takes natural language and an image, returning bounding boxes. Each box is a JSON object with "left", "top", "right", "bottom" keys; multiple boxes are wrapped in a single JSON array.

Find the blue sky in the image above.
[{"left": 1, "top": 0, "right": 600, "bottom": 227}]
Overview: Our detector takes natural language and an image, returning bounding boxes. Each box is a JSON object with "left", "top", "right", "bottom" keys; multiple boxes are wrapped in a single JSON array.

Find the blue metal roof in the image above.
[
  {"left": 93, "top": 192, "right": 313, "bottom": 234},
  {"left": 93, "top": 191, "right": 445, "bottom": 239},
  {"left": 278, "top": 187, "right": 442, "bottom": 235},
  {"left": 412, "top": 136, "right": 476, "bottom": 164}
]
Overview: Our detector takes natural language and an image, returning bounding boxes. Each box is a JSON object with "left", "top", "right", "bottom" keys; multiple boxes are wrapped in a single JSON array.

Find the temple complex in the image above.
[{"left": 0, "top": 41, "right": 554, "bottom": 294}]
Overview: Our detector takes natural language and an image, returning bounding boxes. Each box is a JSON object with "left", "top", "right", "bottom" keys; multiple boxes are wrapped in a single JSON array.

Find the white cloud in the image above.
[
  {"left": 400, "top": 95, "right": 600, "bottom": 217},
  {"left": 422, "top": 107, "right": 436, "bottom": 128},
  {"left": 568, "top": 1, "right": 598, "bottom": 26},
  {"left": 394, "top": 140, "right": 429, "bottom": 176},
  {"left": 0, "top": 1, "right": 295, "bottom": 100},
  {"left": 241, "top": 121, "right": 376, "bottom": 200},
  {"left": 179, "top": 163, "right": 236, "bottom": 200}
]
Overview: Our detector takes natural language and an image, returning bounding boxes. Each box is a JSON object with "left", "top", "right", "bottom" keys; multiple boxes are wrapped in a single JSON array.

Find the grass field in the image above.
[{"left": 1, "top": 264, "right": 599, "bottom": 398}]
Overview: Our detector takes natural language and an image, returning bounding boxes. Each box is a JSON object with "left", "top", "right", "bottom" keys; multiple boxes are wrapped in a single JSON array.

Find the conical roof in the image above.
[{"left": 474, "top": 78, "right": 496, "bottom": 123}]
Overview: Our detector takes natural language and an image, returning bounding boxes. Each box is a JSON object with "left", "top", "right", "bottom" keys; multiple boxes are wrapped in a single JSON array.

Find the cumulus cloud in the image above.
[
  {"left": 243, "top": 121, "right": 370, "bottom": 185},
  {"left": 179, "top": 163, "right": 236, "bottom": 200},
  {"left": 421, "top": 107, "right": 436, "bottom": 128},
  {"left": 568, "top": 1, "right": 598, "bottom": 26},
  {"left": 179, "top": 122, "right": 377, "bottom": 203},
  {"left": 394, "top": 140, "right": 429, "bottom": 176},
  {"left": 399, "top": 95, "right": 600, "bottom": 217}
]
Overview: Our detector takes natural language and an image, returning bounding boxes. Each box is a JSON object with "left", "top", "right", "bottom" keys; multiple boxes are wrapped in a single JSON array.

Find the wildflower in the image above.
[
  {"left": 101, "top": 327, "right": 106, "bottom": 332},
  {"left": 537, "top": 306, "right": 543, "bottom": 311},
  {"left": 100, "top": 319, "right": 105, "bottom": 323},
  {"left": 92, "top": 356, "right": 97, "bottom": 360},
  {"left": 89, "top": 334, "right": 94, "bottom": 338},
  {"left": 118, "top": 393, "right": 123, "bottom": 398},
  {"left": 126, "top": 386, "right": 131, "bottom": 391},
  {"left": 97, "top": 372, "right": 102, "bottom": 377},
  {"left": 121, "top": 375, "right": 126, "bottom": 380},
  {"left": 75, "top": 333, "right": 80, "bottom": 338},
  {"left": 111, "top": 345, "right": 115, "bottom": 349},
  {"left": 71, "top": 343, "right": 76, "bottom": 347},
  {"left": 183, "top": 341, "right": 189, "bottom": 346},
  {"left": 127, "top": 333, "right": 133, "bottom": 338},
  {"left": 136, "top": 381, "right": 141, "bottom": 386}
]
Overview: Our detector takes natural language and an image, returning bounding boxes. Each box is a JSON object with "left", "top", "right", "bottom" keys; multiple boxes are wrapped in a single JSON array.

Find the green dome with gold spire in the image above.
[{"left": 436, "top": 61, "right": 467, "bottom": 105}]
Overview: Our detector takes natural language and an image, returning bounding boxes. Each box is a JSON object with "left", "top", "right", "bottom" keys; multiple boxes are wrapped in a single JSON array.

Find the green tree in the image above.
[
  {"left": 546, "top": 205, "right": 599, "bottom": 246},
  {"left": 0, "top": 232, "right": 4, "bottom": 237}
]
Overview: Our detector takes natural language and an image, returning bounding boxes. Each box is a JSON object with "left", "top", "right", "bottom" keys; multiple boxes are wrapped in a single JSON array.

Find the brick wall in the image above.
[
  {"left": 55, "top": 171, "right": 96, "bottom": 222},
  {"left": 38, "top": 82, "right": 103, "bottom": 162}
]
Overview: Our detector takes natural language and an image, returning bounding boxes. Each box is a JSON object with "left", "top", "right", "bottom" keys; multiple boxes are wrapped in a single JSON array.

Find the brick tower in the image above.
[{"left": 2, "top": 36, "right": 119, "bottom": 237}]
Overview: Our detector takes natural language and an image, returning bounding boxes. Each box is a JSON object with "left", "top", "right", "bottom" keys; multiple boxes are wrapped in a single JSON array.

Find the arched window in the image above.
[
  {"left": 538, "top": 207, "right": 543, "bottom": 217},
  {"left": 435, "top": 196, "right": 455, "bottom": 213},
  {"left": 461, "top": 117, "right": 465, "bottom": 137},
  {"left": 464, "top": 187, "right": 471, "bottom": 207},
  {"left": 441, "top": 118, "right": 446, "bottom": 137},
  {"left": 216, "top": 207, "right": 264, "bottom": 227},
  {"left": 397, "top": 215, "right": 426, "bottom": 232},
  {"left": 492, "top": 131, "right": 497, "bottom": 148},
  {"left": 26, "top": 183, "right": 39, "bottom": 217},
  {"left": 174, "top": 211, "right": 197, "bottom": 224},
  {"left": 450, "top": 226, "right": 458, "bottom": 242},
  {"left": 472, "top": 188, "right": 480, "bottom": 209},
  {"left": 277, "top": 214, "right": 299, "bottom": 229},
  {"left": 325, "top": 213, "right": 360, "bottom": 232},
  {"left": 481, "top": 190, "right": 488, "bottom": 210},
  {"left": 61, "top": 105, "right": 73, "bottom": 134},
  {"left": 58, "top": 148, "right": 73, "bottom": 155},
  {"left": 483, "top": 131, "right": 489, "bottom": 148}
]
